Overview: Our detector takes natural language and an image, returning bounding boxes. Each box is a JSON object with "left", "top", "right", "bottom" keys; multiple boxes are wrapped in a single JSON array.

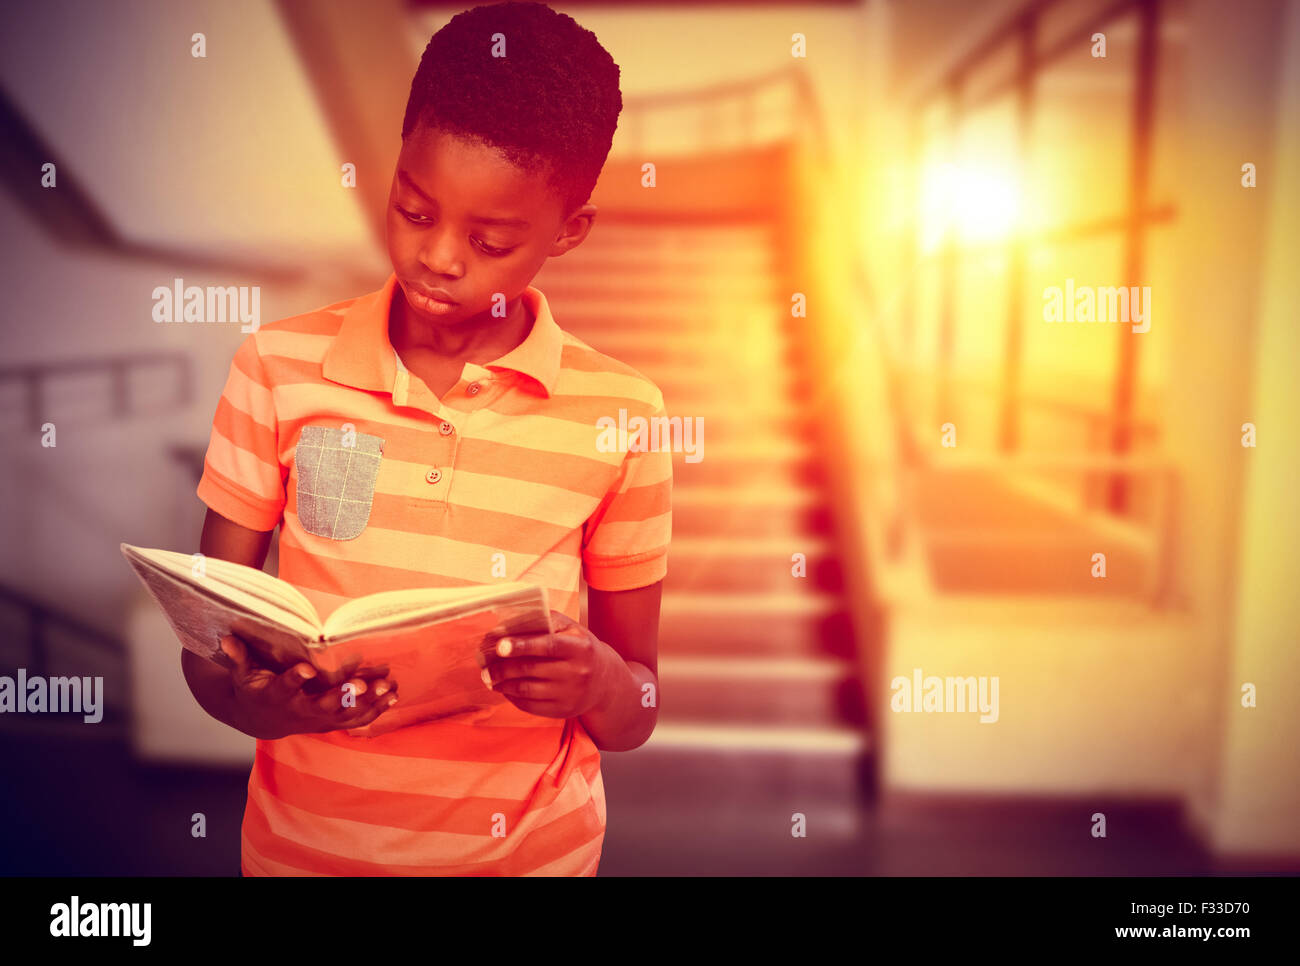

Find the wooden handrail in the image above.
[
  {"left": 0, "top": 351, "right": 192, "bottom": 431},
  {"left": 901, "top": 365, "right": 1162, "bottom": 436},
  {"left": 616, "top": 63, "right": 828, "bottom": 159},
  {"left": 0, "top": 583, "right": 126, "bottom": 681},
  {"left": 621, "top": 65, "right": 796, "bottom": 111}
]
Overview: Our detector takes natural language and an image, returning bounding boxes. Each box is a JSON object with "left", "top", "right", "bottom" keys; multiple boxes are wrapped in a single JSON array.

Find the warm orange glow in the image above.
[{"left": 919, "top": 161, "right": 1024, "bottom": 253}]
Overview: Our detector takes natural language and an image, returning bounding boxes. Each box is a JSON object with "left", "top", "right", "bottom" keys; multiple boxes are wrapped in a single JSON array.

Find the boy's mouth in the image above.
[{"left": 407, "top": 283, "right": 460, "bottom": 315}]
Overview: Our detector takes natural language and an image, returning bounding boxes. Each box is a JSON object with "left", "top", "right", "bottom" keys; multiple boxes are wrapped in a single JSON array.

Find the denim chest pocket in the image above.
[{"left": 294, "top": 425, "right": 385, "bottom": 540}]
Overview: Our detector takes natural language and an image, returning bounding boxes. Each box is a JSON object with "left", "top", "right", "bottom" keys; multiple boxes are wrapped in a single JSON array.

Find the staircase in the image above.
[
  {"left": 0, "top": 583, "right": 131, "bottom": 737},
  {"left": 536, "top": 218, "right": 872, "bottom": 874}
]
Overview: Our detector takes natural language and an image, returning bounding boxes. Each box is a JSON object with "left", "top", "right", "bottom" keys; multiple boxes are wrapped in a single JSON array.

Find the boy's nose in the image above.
[{"left": 419, "top": 231, "right": 465, "bottom": 278}]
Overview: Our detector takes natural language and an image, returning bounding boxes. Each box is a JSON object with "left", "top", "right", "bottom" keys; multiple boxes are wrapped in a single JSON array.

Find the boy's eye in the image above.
[
  {"left": 396, "top": 205, "right": 430, "bottom": 224},
  {"left": 473, "top": 238, "right": 515, "bottom": 257},
  {"left": 394, "top": 205, "right": 514, "bottom": 257}
]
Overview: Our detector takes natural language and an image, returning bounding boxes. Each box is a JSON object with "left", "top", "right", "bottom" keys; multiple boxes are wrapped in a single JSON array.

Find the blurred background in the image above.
[{"left": 1, "top": 0, "right": 1296, "bottom": 875}]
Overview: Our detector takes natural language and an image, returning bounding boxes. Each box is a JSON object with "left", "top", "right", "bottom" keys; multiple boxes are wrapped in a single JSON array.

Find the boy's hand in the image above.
[
  {"left": 478, "top": 611, "right": 618, "bottom": 719},
  {"left": 218, "top": 634, "right": 399, "bottom": 739}
]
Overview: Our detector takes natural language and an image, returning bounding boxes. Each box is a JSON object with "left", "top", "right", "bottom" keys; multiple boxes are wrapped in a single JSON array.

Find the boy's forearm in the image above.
[
  {"left": 180, "top": 650, "right": 274, "bottom": 740},
  {"left": 578, "top": 645, "right": 658, "bottom": 752}
]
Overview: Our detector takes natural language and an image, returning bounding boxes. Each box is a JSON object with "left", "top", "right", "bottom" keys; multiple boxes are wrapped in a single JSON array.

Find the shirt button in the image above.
[
  {"left": 425, "top": 468, "right": 442, "bottom": 484},
  {"left": 438, "top": 420, "right": 455, "bottom": 436},
  {"left": 467, "top": 383, "right": 480, "bottom": 395}
]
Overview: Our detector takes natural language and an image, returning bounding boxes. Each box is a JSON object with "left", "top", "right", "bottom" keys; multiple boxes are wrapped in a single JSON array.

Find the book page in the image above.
[
  {"left": 125, "top": 559, "right": 318, "bottom": 673},
  {"left": 311, "top": 593, "right": 554, "bottom": 738},
  {"left": 200, "top": 555, "right": 321, "bottom": 629},
  {"left": 121, "top": 544, "right": 321, "bottom": 631},
  {"left": 322, "top": 582, "right": 545, "bottom": 640}
]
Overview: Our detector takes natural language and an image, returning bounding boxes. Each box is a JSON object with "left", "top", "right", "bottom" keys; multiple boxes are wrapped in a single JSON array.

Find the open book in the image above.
[{"left": 121, "top": 543, "right": 552, "bottom": 737}]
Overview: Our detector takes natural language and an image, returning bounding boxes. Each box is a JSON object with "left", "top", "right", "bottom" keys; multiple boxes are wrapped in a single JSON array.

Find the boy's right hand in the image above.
[{"left": 218, "top": 634, "right": 399, "bottom": 739}]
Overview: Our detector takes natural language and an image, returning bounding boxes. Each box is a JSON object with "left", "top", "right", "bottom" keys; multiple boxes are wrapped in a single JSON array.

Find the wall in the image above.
[{"left": 1202, "top": 0, "right": 1300, "bottom": 857}]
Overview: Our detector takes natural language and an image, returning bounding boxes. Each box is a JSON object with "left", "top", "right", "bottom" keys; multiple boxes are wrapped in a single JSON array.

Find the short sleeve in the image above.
[
  {"left": 195, "top": 334, "right": 286, "bottom": 532},
  {"left": 581, "top": 398, "right": 674, "bottom": 591}
]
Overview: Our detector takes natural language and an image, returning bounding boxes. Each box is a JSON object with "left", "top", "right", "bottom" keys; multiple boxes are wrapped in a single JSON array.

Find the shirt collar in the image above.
[{"left": 322, "top": 272, "right": 563, "bottom": 398}]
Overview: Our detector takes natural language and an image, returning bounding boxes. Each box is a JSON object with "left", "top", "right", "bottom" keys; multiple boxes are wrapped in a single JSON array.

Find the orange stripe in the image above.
[
  {"left": 605, "top": 478, "right": 672, "bottom": 522},
  {"left": 260, "top": 311, "right": 347, "bottom": 337},
  {"left": 243, "top": 764, "right": 602, "bottom": 875},
  {"left": 259, "top": 353, "right": 326, "bottom": 388},
  {"left": 252, "top": 753, "right": 564, "bottom": 833},
  {"left": 277, "top": 535, "right": 579, "bottom": 603},
  {"left": 211, "top": 395, "right": 278, "bottom": 459},
  {"left": 299, "top": 715, "right": 572, "bottom": 762}
]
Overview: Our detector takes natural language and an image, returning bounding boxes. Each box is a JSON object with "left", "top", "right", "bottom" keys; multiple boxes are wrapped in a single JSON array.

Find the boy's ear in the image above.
[{"left": 550, "top": 204, "right": 598, "bottom": 257}]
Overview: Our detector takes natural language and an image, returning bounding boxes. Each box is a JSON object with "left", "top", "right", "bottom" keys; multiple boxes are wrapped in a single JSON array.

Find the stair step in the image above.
[
  {"left": 658, "top": 375, "right": 811, "bottom": 407},
  {"left": 548, "top": 245, "right": 773, "bottom": 271},
  {"left": 589, "top": 361, "right": 792, "bottom": 397},
  {"left": 672, "top": 486, "right": 833, "bottom": 537},
  {"left": 655, "top": 655, "right": 863, "bottom": 727},
  {"left": 669, "top": 401, "right": 808, "bottom": 429},
  {"left": 580, "top": 220, "right": 774, "bottom": 237},
  {"left": 662, "top": 591, "right": 841, "bottom": 617},
  {"left": 538, "top": 272, "right": 783, "bottom": 302},
  {"left": 562, "top": 226, "right": 775, "bottom": 254},
  {"left": 637, "top": 720, "right": 866, "bottom": 755},
  {"left": 658, "top": 592, "right": 854, "bottom": 658},
  {"left": 666, "top": 435, "right": 809, "bottom": 463},
  {"left": 672, "top": 452, "right": 825, "bottom": 488},
  {"left": 666, "top": 535, "right": 841, "bottom": 591},
  {"left": 670, "top": 535, "right": 834, "bottom": 555},
  {"left": 666, "top": 543, "right": 843, "bottom": 593},
  {"left": 552, "top": 288, "right": 784, "bottom": 310},
  {"left": 559, "top": 310, "right": 770, "bottom": 334},
  {"left": 577, "top": 333, "right": 788, "bottom": 369},
  {"left": 658, "top": 654, "right": 851, "bottom": 679},
  {"left": 669, "top": 410, "right": 812, "bottom": 440}
]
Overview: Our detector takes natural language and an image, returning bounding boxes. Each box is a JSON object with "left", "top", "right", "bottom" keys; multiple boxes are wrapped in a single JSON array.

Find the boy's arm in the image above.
[
  {"left": 200, "top": 506, "right": 274, "bottom": 569},
  {"left": 578, "top": 581, "right": 662, "bottom": 752},
  {"left": 179, "top": 509, "right": 276, "bottom": 737}
]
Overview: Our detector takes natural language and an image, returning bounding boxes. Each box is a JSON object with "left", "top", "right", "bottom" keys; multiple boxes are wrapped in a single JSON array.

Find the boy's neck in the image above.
[{"left": 389, "top": 291, "right": 534, "bottom": 364}]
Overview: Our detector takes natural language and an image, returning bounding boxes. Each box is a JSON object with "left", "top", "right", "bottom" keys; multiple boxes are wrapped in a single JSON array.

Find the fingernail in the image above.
[
  {"left": 387, "top": 696, "right": 398, "bottom": 706},
  {"left": 374, "top": 682, "right": 389, "bottom": 697},
  {"left": 481, "top": 668, "right": 493, "bottom": 688},
  {"left": 299, "top": 666, "right": 316, "bottom": 679},
  {"left": 496, "top": 638, "right": 512, "bottom": 657}
]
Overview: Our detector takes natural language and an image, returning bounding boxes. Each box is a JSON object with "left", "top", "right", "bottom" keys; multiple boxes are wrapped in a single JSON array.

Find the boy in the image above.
[{"left": 183, "top": 1, "right": 670, "bottom": 876}]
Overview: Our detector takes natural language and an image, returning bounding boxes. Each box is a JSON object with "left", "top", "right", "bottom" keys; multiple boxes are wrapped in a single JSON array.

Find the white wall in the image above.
[{"left": 1204, "top": 0, "right": 1300, "bottom": 857}]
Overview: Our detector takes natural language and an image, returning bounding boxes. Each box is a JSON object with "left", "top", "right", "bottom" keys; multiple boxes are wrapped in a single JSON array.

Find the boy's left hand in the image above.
[{"left": 479, "top": 611, "right": 618, "bottom": 718}]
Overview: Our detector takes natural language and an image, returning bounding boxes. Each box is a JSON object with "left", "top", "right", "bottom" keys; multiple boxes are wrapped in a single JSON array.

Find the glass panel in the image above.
[
  {"left": 953, "top": 100, "right": 1022, "bottom": 246},
  {"left": 917, "top": 127, "right": 955, "bottom": 256},
  {"left": 1134, "top": 220, "right": 1172, "bottom": 444},
  {"left": 1026, "top": 12, "right": 1137, "bottom": 234},
  {"left": 913, "top": 255, "right": 945, "bottom": 371},
  {"left": 953, "top": 247, "right": 1010, "bottom": 375},
  {"left": 1020, "top": 232, "right": 1125, "bottom": 447},
  {"left": 1038, "top": 0, "right": 1127, "bottom": 56},
  {"left": 1148, "top": 0, "right": 1189, "bottom": 211},
  {"left": 962, "top": 35, "right": 1020, "bottom": 109},
  {"left": 919, "top": 99, "right": 951, "bottom": 141}
]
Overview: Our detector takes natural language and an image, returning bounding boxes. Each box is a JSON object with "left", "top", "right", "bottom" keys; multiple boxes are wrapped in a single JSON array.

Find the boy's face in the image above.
[{"left": 386, "top": 125, "right": 595, "bottom": 327}]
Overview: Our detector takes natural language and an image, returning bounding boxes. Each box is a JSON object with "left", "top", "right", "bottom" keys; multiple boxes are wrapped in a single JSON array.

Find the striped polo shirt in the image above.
[{"left": 196, "top": 271, "right": 672, "bottom": 876}]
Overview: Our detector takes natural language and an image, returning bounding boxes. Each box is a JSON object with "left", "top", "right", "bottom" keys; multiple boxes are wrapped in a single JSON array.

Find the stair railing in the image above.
[
  {"left": 617, "top": 63, "right": 831, "bottom": 160},
  {"left": 0, "top": 351, "right": 192, "bottom": 435},
  {"left": 0, "top": 583, "right": 128, "bottom": 724}
]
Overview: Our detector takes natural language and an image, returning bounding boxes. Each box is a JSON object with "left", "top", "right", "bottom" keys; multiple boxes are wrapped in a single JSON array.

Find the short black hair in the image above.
[{"left": 402, "top": 1, "right": 623, "bottom": 218}]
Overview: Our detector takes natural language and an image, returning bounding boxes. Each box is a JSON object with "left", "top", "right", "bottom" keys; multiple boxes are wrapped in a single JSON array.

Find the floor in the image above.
[{"left": 1, "top": 726, "right": 1266, "bottom": 877}]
